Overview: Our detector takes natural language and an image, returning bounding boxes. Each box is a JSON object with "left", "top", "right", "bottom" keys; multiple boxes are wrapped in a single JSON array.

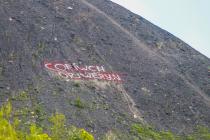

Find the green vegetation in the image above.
[
  {"left": 73, "top": 82, "right": 80, "bottom": 87},
  {"left": 131, "top": 123, "right": 178, "bottom": 140},
  {"left": 130, "top": 124, "right": 210, "bottom": 140},
  {"left": 33, "top": 103, "right": 48, "bottom": 126},
  {"left": 0, "top": 101, "right": 94, "bottom": 140},
  {"left": 185, "top": 126, "right": 210, "bottom": 140},
  {"left": 32, "top": 42, "right": 46, "bottom": 67},
  {"left": 74, "top": 97, "right": 85, "bottom": 109},
  {"left": 102, "top": 130, "right": 135, "bottom": 140},
  {"left": 102, "top": 124, "right": 210, "bottom": 140},
  {"left": 0, "top": 101, "right": 49, "bottom": 140},
  {"left": 33, "top": 42, "right": 46, "bottom": 58},
  {"left": 11, "top": 91, "right": 29, "bottom": 101},
  {"left": 49, "top": 113, "right": 94, "bottom": 140},
  {"left": 1, "top": 100, "right": 210, "bottom": 140}
]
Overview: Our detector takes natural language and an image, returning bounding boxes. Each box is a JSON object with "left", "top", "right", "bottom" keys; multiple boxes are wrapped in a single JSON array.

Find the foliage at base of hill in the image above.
[
  {"left": 127, "top": 124, "right": 210, "bottom": 140},
  {"left": 102, "top": 124, "right": 210, "bottom": 140},
  {"left": 0, "top": 101, "right": 210, "bottom": 140},
  {"left": 0, "top": 101, "right": 94, "bottom": 140}
]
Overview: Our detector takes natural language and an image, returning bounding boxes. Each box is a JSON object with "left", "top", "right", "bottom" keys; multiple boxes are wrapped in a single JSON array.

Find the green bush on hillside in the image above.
[
  {"left": 131, "top": 123, "right": 210, "bottom": 140},
  {"left": 131, "top": 123, "right": 179, "bottom": 140},
  {"left": 0, "top": 101, "right": 94, "bottom": 140},
  {"left": 49, "top": 112, "right": 94, "bottom": 140}
]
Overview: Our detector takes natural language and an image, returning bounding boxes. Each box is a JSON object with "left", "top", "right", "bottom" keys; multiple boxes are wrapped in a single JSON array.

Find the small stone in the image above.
[
  {"left": 54, "top": 37, "right": 58, "bottom": 41},
  {"left": 67, "top": 6, "right": 73, "bottom": 10},
  {"left": 134, "top": 114, "right": 137, "bottom": 118},
  {"left": 9, "top": 17, "right": 13, "bottom": 21},
  {"left": 81, "top": 47, "right": 86, "bottom": 51}
]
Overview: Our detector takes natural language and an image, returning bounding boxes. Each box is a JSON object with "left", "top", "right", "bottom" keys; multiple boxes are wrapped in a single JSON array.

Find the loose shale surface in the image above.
[{"left": 0, "top": 0, "right": 210, "bottom": 139}]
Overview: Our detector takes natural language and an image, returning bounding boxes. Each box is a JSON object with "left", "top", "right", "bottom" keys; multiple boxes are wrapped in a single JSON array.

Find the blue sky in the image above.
[{"left": 110, "top": 0, "right": 210, "bottom": 58}]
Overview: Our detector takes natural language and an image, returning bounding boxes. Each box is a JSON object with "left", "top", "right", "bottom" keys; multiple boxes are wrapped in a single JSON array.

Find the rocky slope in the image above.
[{"left": 0, "top": 0, "right": 209, "bottom": 139}]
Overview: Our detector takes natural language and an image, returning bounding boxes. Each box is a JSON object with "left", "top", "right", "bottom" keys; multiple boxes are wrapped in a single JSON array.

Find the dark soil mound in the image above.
[{"left": 0, "top": 0, "right": 209, "bottom": 139}]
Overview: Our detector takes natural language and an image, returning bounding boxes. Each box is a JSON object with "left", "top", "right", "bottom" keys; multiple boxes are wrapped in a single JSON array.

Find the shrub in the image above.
[
  {"left": 26, "top": 124, "right": 51, "bottom": 140},
  {"left": 0, "top": 102, "right": 94, "bottom": 140},
  {"left": 49, "top": 113, "right": 66, "bottom": 140},
  {"left": 0, "top": 101, "right": 20, "bottom": 140},
  {"left": 184, "top": 126, "right": 210, "bottom": 140},
  {"left": 74, "top": 97, "right": 85, "bottom": 109},
  {"left": 131, "top": 124, "right": 180, "bottom": 140},
  {"left": 66, "top": 126, "right": 94, "bottom": 140},
  {"left": 131, "top": 124, "right": 210, "bottom": 140},
  {"left": 49, "top": 113, "right": 94, "bottom": 140}
]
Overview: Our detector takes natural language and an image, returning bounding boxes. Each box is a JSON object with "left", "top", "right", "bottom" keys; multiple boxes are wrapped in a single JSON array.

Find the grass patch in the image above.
[
  {"left": 131, "top": 123, "right": 210, "bottom": 140},
  {"left": 11, "top": 91, "right": 29, "bottom": 101},
  {"left": 131, "top": 123, "right": 178, "bottom": 140},
  {"left": 74, "top": 97, "right": 85, "bottom": 109},
  {"left": 32, "top": 42, "right": 46, "bottom": 68}
]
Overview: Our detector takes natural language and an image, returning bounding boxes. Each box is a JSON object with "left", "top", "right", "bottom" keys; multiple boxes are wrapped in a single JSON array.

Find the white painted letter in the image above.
[
  {"left": 55, "top": 63, "right": 66, "bottom": 72},
  {"left": 97, "top": 66, "right": 105, "bottom": 72}
]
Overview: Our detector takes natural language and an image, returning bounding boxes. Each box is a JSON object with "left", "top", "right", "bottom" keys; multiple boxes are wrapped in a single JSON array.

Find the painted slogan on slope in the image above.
[{"left": 44, "top": 61, "right": 124, "bottom": 82}]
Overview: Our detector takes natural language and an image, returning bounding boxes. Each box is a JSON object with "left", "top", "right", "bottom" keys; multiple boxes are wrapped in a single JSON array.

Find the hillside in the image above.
[{"left": 0, "top": 0, "right": 210, "bottom": 139}]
